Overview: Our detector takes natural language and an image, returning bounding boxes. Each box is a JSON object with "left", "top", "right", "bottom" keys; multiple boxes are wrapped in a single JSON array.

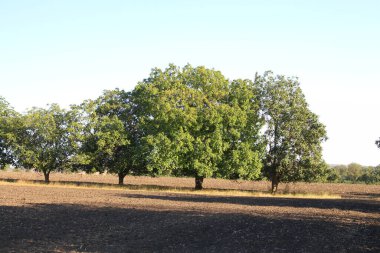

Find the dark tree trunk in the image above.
[
  {"left": 118, "top": 173, "right": 126, "bottom": 185},
  {"left": 271, "top": 173, "right": 279, "bottom": 194},
  {"left": 43, "top": 171, "right": 50, "bottom": 183},
  {"left": 195, "top": 176, "right": 204, "bottom": 190}
]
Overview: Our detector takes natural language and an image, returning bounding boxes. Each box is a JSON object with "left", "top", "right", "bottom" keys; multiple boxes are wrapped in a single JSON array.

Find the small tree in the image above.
[
  {"left": 325, "top": 167, "right": 340, "bottom": 182},
  {"left": 257, "top": 72, "right": 327, "bottom": 193},
  {"left": 376, "top": 138, "right": 380, "bottom": 149},
  {"left": 0, "top": 97, "right": 18, "bottom": 169},
  {"left": 77, "top": 89, "right": 146, "bottom": 185},
  {"left": 358, "top": 166, "right": 380, "bottom": 184},
  {"left": 11, "top": 104, "right": 78, "bottom": 182},
  {"left": 332, "top": 165, "right": 348, "bottom": 182},
  {"left": 346, "top": 163, "right": 363, "bottom": 182}
]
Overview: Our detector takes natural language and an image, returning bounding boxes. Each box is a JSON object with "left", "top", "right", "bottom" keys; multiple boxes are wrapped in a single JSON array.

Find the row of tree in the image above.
[
  {"left": 1, "top": 65, "right": 330, "bottom": 192},
  {"left": 326, "top": 163, "right": 380, "bottom": 184}
]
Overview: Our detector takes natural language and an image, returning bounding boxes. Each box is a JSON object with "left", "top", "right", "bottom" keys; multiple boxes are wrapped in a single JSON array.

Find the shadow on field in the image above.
[
  {"left": 118, "top": 193, "right": 380, "bottom": 214},
  {"left": 0, "top": 203, "right": 379, "bottom": 253}
]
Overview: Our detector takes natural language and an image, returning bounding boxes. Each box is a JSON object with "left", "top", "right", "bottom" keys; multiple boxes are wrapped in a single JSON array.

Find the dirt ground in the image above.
[
  {"left": 0, "top": 171, "right": 379, "bottom": 252},
  {"left": 1, "top": 170, "right": 380, "bottom": 198}
]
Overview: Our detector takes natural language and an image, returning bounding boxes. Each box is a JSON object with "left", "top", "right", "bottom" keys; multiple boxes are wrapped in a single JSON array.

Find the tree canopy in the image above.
[
  {"left": 0, "top": 65, "right": 329, "bottom": 190},
  {"left": 257, "top": 72, "right": 327, "bottom": 192},
  {"left": 73, "top": 89, "right": 148, "bottom": 184},
  {"left": 9, "top": 104, "right": 78, "bottom": 182},
  {"left": 0, "top": 97, "right": 18, "bottom": 169},
  {"left": 133, "top": 65, "right": 264, "bottom": 189},
  {"left": 326, "top": 164, "right": 380, "bottom": 184}
]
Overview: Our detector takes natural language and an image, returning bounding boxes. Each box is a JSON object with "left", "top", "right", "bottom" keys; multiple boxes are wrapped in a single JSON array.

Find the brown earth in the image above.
[
  {"left": 1, "top": 170, "right": 380, "bottom": 198},
  {"left": 0, "top": 171, "right": 379, "bottom": 252}
]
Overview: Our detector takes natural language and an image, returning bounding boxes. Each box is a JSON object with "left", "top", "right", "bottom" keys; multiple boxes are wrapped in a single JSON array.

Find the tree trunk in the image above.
[
  {"left": 271, "top": 173, "right": 279, "bottom": 194},
  {"left": 195, "top": 176, "right": 204, "bottom": 190},
  {"left": 118, "top": 173, "right": 126, "bottom": 185},
  {"left": 43, "top": 171, "right": 50, "bottom": 183}
]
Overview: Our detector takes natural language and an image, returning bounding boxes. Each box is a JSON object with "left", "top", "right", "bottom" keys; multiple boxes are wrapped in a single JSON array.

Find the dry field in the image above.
[
  {"left": 1, "top": 170, "right": 380, "bottom": 198},
  {"left": 0, "top": 170, "right": 379, "bottom": 252}
]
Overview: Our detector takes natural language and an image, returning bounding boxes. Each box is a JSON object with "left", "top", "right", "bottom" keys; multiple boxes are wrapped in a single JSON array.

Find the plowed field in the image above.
[{"left": 0, "top": 171, "right": 379, "bottom": 252}]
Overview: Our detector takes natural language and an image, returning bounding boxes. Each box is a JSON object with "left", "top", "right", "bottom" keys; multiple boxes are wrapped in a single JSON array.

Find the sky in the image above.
[{"left": 0, "top": 0, "right": 379, "bottom": 166}]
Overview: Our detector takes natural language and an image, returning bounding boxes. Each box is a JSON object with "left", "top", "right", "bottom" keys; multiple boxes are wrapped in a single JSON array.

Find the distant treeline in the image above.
[
  {"left": 326, "top": 163, "right": 380, "bottom": 184},
  {"left": 2, "top": 64, "right": 376, "bottom": 191}
]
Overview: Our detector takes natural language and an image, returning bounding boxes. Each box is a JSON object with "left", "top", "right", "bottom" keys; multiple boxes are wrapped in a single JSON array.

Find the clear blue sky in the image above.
[{"left": 1, "top": 0, "right": 379, "bottom": 166}]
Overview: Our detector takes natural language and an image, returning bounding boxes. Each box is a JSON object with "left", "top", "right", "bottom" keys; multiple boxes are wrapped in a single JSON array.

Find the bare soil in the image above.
[
  {"left": 1, "top": 170, "right": 380, "bottom": 198},
  {"left": 0, "top": 171, "right": 379, "bottom": 252}
]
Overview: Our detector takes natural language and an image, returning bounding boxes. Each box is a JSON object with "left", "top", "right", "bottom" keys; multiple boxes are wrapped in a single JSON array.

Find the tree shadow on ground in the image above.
[
  {"left": 117, "top": 192, "right": 380, "bottom": 214},
  {"left": 0, "top": 203, "right": 379, "bottom": 253}
]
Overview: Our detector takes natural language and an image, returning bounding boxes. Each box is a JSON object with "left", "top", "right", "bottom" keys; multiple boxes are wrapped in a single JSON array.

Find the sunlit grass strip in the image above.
[
  {"left": 166, "top": 189, "right": 341, "bottom": 199},
  {"left": 0, "top": 180, "right": 341, "bottom": 199}
]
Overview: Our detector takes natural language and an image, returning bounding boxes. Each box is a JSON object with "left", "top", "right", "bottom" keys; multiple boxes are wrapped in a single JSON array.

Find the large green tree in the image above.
[
  {"left": 217, "top": 79, "right": 264, "bottom": 180},
  {"left": 257, "top": 72, "right": 327, "bottom": 193},
  {"left": 134, "top": 65, "right": 263, "bottom": 189},
  {"left": 11, "top": 104, "right": 79, "bottom": 182},
  {"left": 76, "top": 89, "right": 146, "bottom": 185}
]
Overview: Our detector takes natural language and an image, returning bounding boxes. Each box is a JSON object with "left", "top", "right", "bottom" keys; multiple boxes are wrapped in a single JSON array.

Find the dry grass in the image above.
[
  {"left": 1, "top": 170, "right": 379, "bottom": 199},
  {"left": 0, "top": 180, "right": 341, "bottom": 199}
]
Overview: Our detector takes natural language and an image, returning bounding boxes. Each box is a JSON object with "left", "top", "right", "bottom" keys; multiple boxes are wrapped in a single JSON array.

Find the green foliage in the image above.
[
  {"left": 1, "top": 66, "right": 343, "bottom": 189},
  {"left": 9, "top": 104, "right": 78, "bottom": 182},
  {"left": 75, "top": 89, "right": 147, "bottom": 184},
  {"left": 134, "top": 65, "right": 264, "bottom": 188},
  {"left": 257, "top": 72, "right": 327, "bottom": 192},
  {"left": 358, "top": 166, "right": 380, "bottom": 184},
  {"left": 0, "top": 97, "right": 18, "bottom": 169},
  {"left": 218, "top": 79, "right": 264, "bottom": 180},
  {"left": 324, "top": 167, "right": 340, "bottom": 182},
  {"left": 327, "top": 164, "right": 380, "bottom": 184},
  {"left": 346, "top": 163, "right": 362, "bottom": 182}
]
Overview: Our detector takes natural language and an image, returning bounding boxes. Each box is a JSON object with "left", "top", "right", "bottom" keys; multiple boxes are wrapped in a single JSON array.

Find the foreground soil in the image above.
[{"left": 0, "top": 171, "right": 379, "bottom": 252}]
